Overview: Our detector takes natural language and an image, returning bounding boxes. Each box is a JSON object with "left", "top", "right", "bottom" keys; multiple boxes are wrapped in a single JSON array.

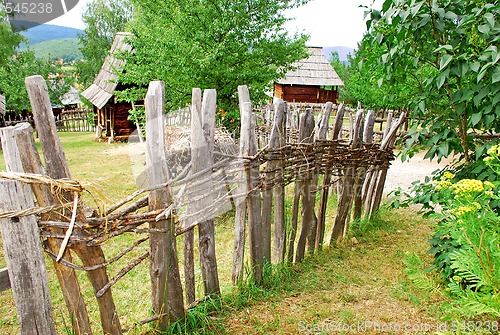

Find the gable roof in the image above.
[
  {"left": 276, "top": 47, "right": 344, "bottom": 87},
  {"left": 81, "top": 32, "right": 133, "bottom": 109}
]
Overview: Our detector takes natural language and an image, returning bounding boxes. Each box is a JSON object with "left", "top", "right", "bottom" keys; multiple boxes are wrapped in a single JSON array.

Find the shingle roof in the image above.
[
  {"left": 276, "top": 47, "right": 344, "bottom": 86},
  {"left": 81, "top": 32, "right": 133, "bottom": 109}
]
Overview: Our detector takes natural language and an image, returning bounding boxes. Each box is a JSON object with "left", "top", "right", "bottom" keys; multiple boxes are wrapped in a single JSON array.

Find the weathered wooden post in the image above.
[
  {"left": 353, "top": 110, "right": 375, "bottom": 220},
  {"left": 145, "top": 81, "right": 185, "bottom": 330},
  {"left": 25, "top": 75, "right": 121, "bottom": 335},
  {"left": 191, "top": 88, "right": 220, "bottom": 296},
  {"left": 1, "top": 123, "right": 93, "bottom": 335},
  {"left": 315, "top": 102, "right": 336, "bottom": 251},
  {"left": 0, "top": 128, "right": 57, "bottom": 335},
  {"left": 295, "top": 108, "right": 316, "bottom": 262},
  {"left": 232, "top": 85, "right": 251, "bottom": 284},
  {"left": 330, "top": 110, "right": 364, "bottom": 242}
]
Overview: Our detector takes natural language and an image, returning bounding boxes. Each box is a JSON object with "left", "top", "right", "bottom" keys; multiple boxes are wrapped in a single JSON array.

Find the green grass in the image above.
[{"left": 0, "top": 132, "right": 459, "bottom": 334}]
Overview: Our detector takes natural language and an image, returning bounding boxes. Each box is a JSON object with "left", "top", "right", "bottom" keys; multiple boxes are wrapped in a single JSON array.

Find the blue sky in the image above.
[{"left": 48, "top": 0, "right": 381, "bottom": 49}]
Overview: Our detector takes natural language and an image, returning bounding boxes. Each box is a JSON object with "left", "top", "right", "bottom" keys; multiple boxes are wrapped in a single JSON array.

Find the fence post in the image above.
[
  {"left": 272, "top": 100, "right": 287, "bottom": 264},
  {"left": 295, "top": 108, "right": 316, "bottom": 262},
  {"left": 145, "top": 80, "right": 185, "bottom": 330},
  {"left": 232, "top": 85, "right": 250, "bottom": 284},
  {"left": 25, "top": 75, "right": 121, "bottom": 335},
  {"left": 353, "top": 110, "right": 375, "bottom": 220},
  {"left": 1, "top": 123, "right": 93, "bottom": 335},
  {"left": 191, "top": 88, "right": 220, "bottom": 296},
  {"left": 315, "top": 102, "right": 335, "bottom": 251},
  {"left": 0, "top": 128, "right": 57, "bottom": 335},
  {"left": 331, "top": 110, "right": 364, "bottom": 243}
]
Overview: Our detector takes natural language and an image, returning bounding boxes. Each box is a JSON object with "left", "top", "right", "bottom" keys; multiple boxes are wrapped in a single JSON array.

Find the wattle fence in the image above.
[{"left": 0, "top": 76, "right": 405, "bottom": 334}]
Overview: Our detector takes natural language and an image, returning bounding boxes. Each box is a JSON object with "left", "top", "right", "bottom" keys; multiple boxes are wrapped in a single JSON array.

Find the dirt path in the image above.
[{"left": 385, "top": 151, "right": 454, "bottom": 193}]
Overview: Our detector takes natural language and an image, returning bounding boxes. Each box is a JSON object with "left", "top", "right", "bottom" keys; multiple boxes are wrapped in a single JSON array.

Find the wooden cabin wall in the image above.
[
  {"left": 274, "top": 84, "right": 338, "bottom": 104},
  {"left": 113, "top": 102, "right": 136, "bottom": 136}
]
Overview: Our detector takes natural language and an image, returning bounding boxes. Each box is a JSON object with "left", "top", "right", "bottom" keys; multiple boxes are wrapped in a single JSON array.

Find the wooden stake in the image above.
[
  {"left": 145, "top": 81, "right": 185, "bottom": 330},
  {"left": 25, "top": 75, "right": 121, "bottom": 335}
]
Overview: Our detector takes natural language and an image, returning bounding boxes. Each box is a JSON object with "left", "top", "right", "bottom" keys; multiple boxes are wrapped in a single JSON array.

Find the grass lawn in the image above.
[{"left": 0, "top": 131, "right": 458, "bottom": 334}]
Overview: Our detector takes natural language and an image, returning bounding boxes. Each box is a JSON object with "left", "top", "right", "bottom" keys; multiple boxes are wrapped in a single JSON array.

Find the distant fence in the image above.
[{"left": 56, "top": 109, "right": 95, "bottom": 132}]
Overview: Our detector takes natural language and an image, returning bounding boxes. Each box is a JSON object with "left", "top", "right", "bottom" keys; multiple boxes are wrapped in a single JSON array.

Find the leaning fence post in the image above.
[
  {"left": 145, "top": 80, "right": 185, "bottom": 330},
  {"left": 353, "top": 110, "right": 375, "bottom": 220},
  {"left": 331, "top": 110, "right": 364, "bottom": 243},
  {"left": 2, "top": 123, "right": 93, "bottom": 335},
  {"left": 25, "top": 75, "right": 121, "bottom": 335}
]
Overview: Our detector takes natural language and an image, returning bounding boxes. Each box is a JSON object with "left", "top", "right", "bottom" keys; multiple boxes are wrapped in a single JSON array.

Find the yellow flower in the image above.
[
  {"left": 483, "top": 181, "right": 495, "bottom": 190},
  {"left": 443, "top": 171, "right": 455, "bottom": 180},
  {"left": 451, "top": 179, "right": 484, "bottom": 197},
  {"left": 435, "top": 180, "right": 452, "bottom": 190}
]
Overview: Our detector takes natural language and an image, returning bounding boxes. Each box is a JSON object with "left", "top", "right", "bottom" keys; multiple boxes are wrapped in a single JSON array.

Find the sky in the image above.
[{"left": 48, "top": 0, "right": 381, "bottom": 49}]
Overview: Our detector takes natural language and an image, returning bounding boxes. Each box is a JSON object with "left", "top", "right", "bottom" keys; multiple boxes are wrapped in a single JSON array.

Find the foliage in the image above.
[
  {"left": 365, "top": 0, "right": 500, "bottom": 163},
  {"left": 391, "top": 147, "right": 500, "bottom": 319},
  {"left": 30, "top": 38, "right": 83, "bottom": 63},
  {"left": 76, "top": 0, "right": 133, "bottom": 87},
  {"left": 0, "top": 9, "right": 71, "bottom": 112},
  {"left": 118, "top": 0, "right": 309, "bottom": 132}
]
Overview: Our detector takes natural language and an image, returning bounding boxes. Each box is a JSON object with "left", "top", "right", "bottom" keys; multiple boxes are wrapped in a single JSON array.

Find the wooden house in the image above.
[
  {"left": 81, "top": 32, "right": 135, "bottom": 139},
  {"left": 274, "top": 47, "right": 344, "bottom": 104}
]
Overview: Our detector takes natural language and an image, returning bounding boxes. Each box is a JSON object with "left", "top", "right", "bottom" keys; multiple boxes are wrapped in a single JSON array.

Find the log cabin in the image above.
[
  {"left": 81, "top": 32, "right": 136, "bottom": 140},
  {"left": 274, "top": 47, "right": 344, "bottom": 104}
]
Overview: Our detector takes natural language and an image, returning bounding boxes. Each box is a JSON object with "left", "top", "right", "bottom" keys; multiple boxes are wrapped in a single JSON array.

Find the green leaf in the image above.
[
  {"left": 444, "top": 11, "right": 458, "bottom": 21},
  {"left": 478, "top": 24, "right": 491, "bottom": 35},
  {"left": 493, "top": 68, "right": 500, "bottom": 84},
  {"left": 440, "top": 54, "right": 453, "bottom": 70},
  {"left": 418, "top": 100, "right": 425, "bottom": 113},
  {"left": 474, "top": 87, "right": 490, "bottom": 106},
  {"left": 484, "top": 13, "right": 495, "bottom": 28},
  {"left": 433, "top": 44, "right": 453, "bottom": 53},
  {"left": 411, "top": 1, "right": 424, "bottom": 17},
  {"left": 470, "top": 113, "right": 482, "bottom": 126},
  {"left": 378, "top": 77, "right": 384, "bottom": 87},
  {"left": 470, "top": 62, "right": 480, "bottom": 72},
  {"left": 438, "top": 142, "right": 449, "bottom": 157},
  {"left": 436, "top": 71, "right": 447, "bottom": 89}
]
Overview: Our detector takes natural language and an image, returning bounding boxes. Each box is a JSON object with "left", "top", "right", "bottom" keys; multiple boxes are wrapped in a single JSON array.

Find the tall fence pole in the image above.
[
  {"left": 1, "top": 123, "right": 92, "bottom": 335},
  {"left": 0, "top": 127, "right": 57, "bottom": 335},
  {"left": 192, "top": 88, "right": 220, "bottom": 296},
  {"left": 145, "top": 81, "right": 185, "bottom": 330},
  {"left": 25, "top": 75, "right": 121, "bottom": 335}
]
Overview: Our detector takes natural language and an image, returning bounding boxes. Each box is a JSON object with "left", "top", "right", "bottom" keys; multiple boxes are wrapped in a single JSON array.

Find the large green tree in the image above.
[
  {"left": 77, "top": 0, "right": 134, "bottom": 87},
  {"left": 118, "top": 0, "right": 309, "bottom": 129},
  {"left": 365, "top": 0, "right": 499, "bottom": 163}
]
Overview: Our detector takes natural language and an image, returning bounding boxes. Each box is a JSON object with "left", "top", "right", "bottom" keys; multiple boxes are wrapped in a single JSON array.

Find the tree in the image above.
[
  {"left": 77, "top": 0, "right": 134, "bottom": 87},
  {"left": 0, "top": 8, "right": 68, "bottom": 112},
  {"left": 365, "top": 0, "right": 500, "bottom": 163},
  {"left": 118, "top": 0, "right": 309, "bottom": 131}
]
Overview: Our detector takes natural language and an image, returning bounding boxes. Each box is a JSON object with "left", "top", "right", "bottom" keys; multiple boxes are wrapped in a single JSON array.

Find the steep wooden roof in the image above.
[
  {"left": 276, "top": 47, "right": 344, "bottom": 86},
  {"left": 0, "top": 94, "right": 5, "bottom": 115},
  {"left": 81, "top": 32, "right": 133, "bottom": 109}
]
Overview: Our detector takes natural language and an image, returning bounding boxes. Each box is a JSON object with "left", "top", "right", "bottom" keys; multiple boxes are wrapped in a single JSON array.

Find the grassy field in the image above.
[{"left": 0, "top": 131, "right": 459, "bottom": 334}]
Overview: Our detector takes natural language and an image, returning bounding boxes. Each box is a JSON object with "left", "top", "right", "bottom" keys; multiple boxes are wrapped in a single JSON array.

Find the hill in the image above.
[
  {"left": 30, "top": 38, "right": 82, "bottom": 62},
  {"left": 20, "top": 24, "right": 83, "bottom": 45},
  {"left": 323, "top": 46, "right": 355, "bottom": 62}
]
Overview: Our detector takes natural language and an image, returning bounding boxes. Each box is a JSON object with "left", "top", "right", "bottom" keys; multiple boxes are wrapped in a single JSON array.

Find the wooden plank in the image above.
[
  {"left": 353, "top": 110, "right": 374, "bottom": 220},
  {"left": 241, "top": 101, "right": 263, "bottom": 284},
  {"left": 6, "top": 123, "right": 93, "bottom": 335},
  {"left": 26, "top": 75, "right": 121, "bottom": 335},
  {"left": 145, "top": 80, "right": 185, "bottom": 330},
  {"left": 0, "top": 268, "right": 10, "bottom": 292},
  {"left": 315, "top": 102, "right": 334, "bottom": 251},
  {"left": 194, "top": 89, "right": 220, "bottom": 296},
  {"left": 232, "top": 85, "right": 250, "bottom": 284},
  {"left": 295, "top": 108, "right": 316, "bottom": 262},
  {"left": 330, "top": 110, "right": 364, "bottom": 243}
]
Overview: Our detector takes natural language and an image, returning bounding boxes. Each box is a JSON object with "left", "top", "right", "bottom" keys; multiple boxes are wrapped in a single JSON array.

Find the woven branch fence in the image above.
[{"left": 0, "top": 77, "right": 405, "bottom": 334}]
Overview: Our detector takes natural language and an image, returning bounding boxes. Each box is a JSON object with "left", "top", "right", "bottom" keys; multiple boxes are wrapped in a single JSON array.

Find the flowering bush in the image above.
[{"left": 389, "top": 146, "right": 500, "bottom": 318}]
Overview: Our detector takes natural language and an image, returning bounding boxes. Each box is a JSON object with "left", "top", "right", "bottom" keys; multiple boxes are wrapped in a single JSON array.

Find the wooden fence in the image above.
[
  {"left": 0, "top": 77, "right": 405, "bottom": 334},
  {"left": 56, "top": 109, "right": 95, "bottom": 132}
]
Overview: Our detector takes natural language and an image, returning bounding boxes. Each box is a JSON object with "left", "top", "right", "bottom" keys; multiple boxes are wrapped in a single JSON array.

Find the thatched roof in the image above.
[
  {"left": 81, "top": 32, "right": 133, "bottom": 109},
  {"left": 276, "top": 47, "right": 344, "bottom": 86},
  {"left": 0, "top": 94, "right": 5, "bottom": 115}
]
